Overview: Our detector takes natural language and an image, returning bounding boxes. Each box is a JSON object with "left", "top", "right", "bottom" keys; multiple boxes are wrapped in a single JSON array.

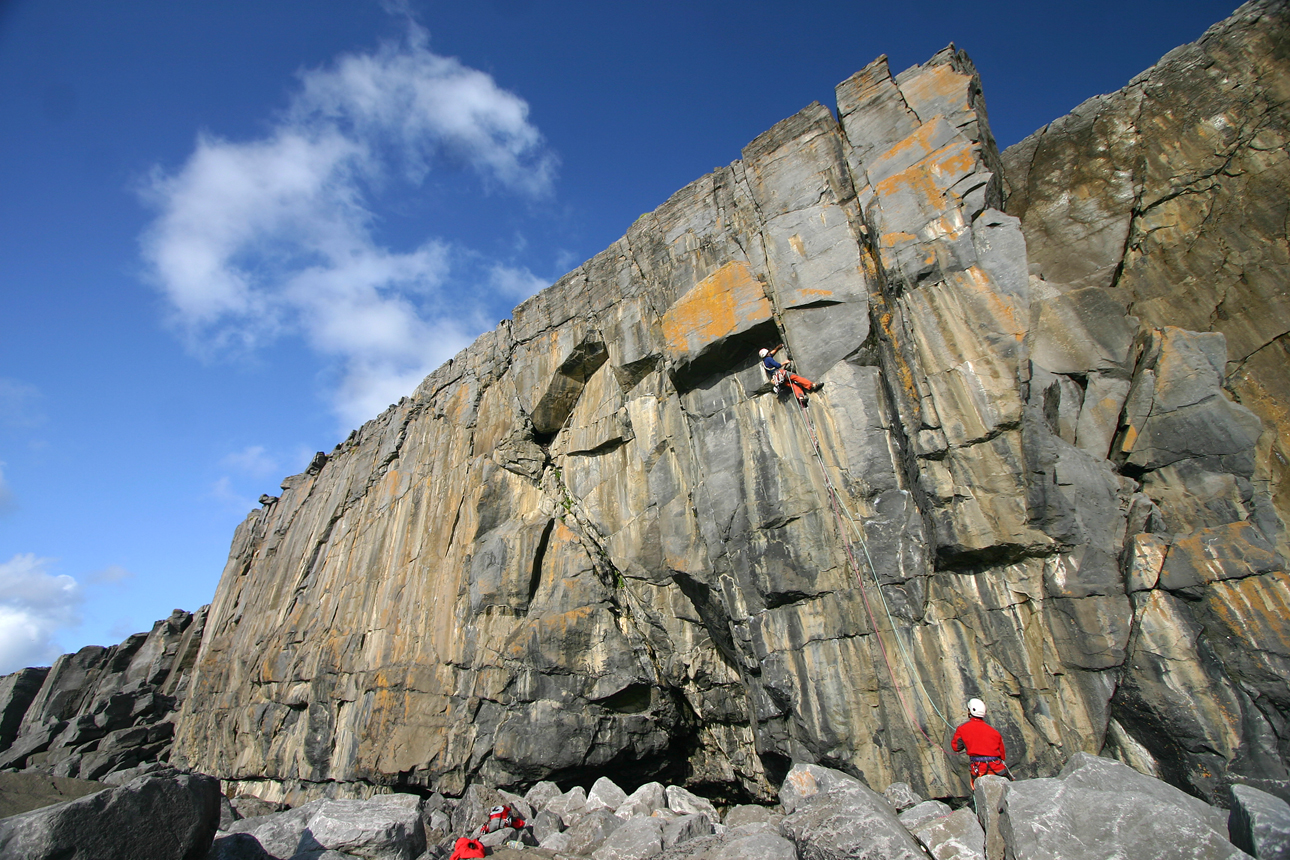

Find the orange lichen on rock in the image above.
[{"left": 661, "top": 260, "right": 773, "bottom": 359}]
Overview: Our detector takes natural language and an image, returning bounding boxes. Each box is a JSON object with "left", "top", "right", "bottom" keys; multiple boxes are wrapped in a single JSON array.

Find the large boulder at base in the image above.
[
  {"left": 616, "top": 782, "right": 666, "bottom": 819},
  {"left": 1000, "top": 753, "right": 1248, "bottom": 860},
  {"left": 884, "top": 782, "right": 923, "bottom": 813},
  {"left": 223, "top": 794, "right": 424, "bottom": 860},
  {"left": 592, "top": 815, "right": 664, "bottom": 860},
  {"left": 0, "top": 771, "right": 220, "bottom": 860},
  {"left": 1230, "top": 784, "right": 1290, "bottom": 860},
  {"left": 665, "top": 786, "right": 718, "bottom": 821},
  {"left": 778, "top": 763, "right": 929, "bottom": 860},
  {"left": 586, "top": 777, "right": 629, "bottom": 813},
  {"left": 722, "top": 805, "right": 781, "bottom": 829},
  {"left": 971, "top": 775, "right": 1007, "bottom": 860},
  {"left": 563, "top": 807, "right": 626, "bottom": 856},
  {"left": 911, "top": 807, "right": 985, "bottom": 860},
  {"left": 711, "top": 822, "right": 796, "bottom": 860}
]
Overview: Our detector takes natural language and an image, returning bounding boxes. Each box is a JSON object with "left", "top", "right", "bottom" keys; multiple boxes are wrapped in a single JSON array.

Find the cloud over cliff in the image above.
[{"left": 140, "top": 21, "right": 554, "bottom": 429}]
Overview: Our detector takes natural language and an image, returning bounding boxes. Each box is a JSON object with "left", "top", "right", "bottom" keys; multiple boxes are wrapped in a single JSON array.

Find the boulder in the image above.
[
  {"left": 564, "top": 807, "right": 626, "bottom": 856},
  {"left": 911, "top": 807, "right": 986, "bottom": 860},
  {"left": 660, "top": 812, "right": 713, "bottom": 847},
  {"left": 972, "top": 774, "right": 1008, "bottom": 860},
  {"left": 711, "top": 822, "right": 796, "bottom": 860},
  {"left": 884, "top": 782, "right": 923, "bottom": 812},
  {"left": 617, "top": 782, "right": 666, "bottom": 819},
  {"left": 545, "top": 785, "right": 589, "bottom": 824},
  {"left": 531, "top": 808, "right": 565, "bottom": 844},
  {"left": 587, "top": 777, "right": 629, "bottom": 813},
  {"left": 1229, "top": 784, "right": 1290, "bottom": 860},
  {"left": 1000, "top": 753, "right": 1247, "bottom": 860},
  {"left": 664, "top": 786, "right": 718, "bottom": 822},
  {"left": 721, "top": 804, "right": 780, "bottom": 829},
  {"left": 900, "top": 799, "right": 953, "bottom": 832},
  {"left": 305, "top": 795, "right": 425, "bottom": 860},
  {"left": 207, "top": 832, "right": 275, "bottom": 860},
  {"left": 523, "top": 780, "right": 562, "bottom": 812},
  {"left": 779, "top": 763, "right": 928, "bottom": 860},
  {"left": 225, "top": 795, "right": 424, "bottom": 860},
  {"left": 0, "top": 771, "right": 220, "bottom": 860},
  {"left": 592, "top": 815, "right": 664, "bottom": 860}
]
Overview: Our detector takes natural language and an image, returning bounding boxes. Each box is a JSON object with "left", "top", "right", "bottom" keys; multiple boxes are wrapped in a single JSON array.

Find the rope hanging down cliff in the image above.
[{"left": 764, "top": 347, "right": 954, "bottom": 752}]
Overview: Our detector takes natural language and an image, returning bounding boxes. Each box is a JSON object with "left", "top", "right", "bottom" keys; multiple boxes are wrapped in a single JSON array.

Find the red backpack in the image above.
[{"left": 449, "top": 836, "right": 486, "bottom": 860}]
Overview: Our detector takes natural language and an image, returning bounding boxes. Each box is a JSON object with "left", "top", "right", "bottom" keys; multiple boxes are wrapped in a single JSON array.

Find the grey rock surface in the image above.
[
  {"left": 971, "top": 774, "right": 1007, "bottom": 860},
  {"left": 1230, "top": 784, "right": 1290, "bottom": 860},
  {"left": 884, "top": 781, "right": 923, "bottom": 812},
  {"left": 616, "top": 781, "right": 666, "bottom": 819},
  {"left": 0, "top": 771, "right": 220, "bottom": 860},
  {"left": 912, "top": 807, "right": 985, "bottom": 860},
  {"left": 779, "top": 763, "right": 928, "bottom": 860},
  {"left": 721, "top": 804, "right": 779, "bottom": 829},
  {"left": 899, "top": 799, "right": 953, "bottom": 832},
  {"left": 660, "top": 813, "right": 713, "bottom": 848},
  {"left": 1000, "top": 753, "right": 1248, "bottom": 860},
  {"left": 664, "top": 786, "right": 718, "bottom": 822},
  {"left": 587, "top": 777, "right": 629, "bottom": 813},
  {"left": 564, "top": 807, "right": 626, "bottom": 856},
  {"left": 592, "top": 815, "right": 664, "bottom": 860}
]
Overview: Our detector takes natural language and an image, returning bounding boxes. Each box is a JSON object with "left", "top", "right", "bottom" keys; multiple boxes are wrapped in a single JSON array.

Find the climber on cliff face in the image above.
[
  {"left": 759, "top": 345, "right": 822, "bottom": 405},
  {"left": 951, "top": 697, "right": 1010, "bottom": 789}
]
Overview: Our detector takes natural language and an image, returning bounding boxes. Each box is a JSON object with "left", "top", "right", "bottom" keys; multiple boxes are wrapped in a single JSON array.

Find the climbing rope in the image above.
[{"left": 783, "top": 387, "right": 955, "bottom": 754}]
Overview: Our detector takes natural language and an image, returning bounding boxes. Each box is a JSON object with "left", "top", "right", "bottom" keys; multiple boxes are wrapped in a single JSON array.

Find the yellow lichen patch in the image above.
[
  {"left": 661, "top": 260, "right": 773, "bottom": 359},
  {"left": 789, "top": 234, "right": 807, "bottom": 257},
  {"left": 880, "top": 231, "right": 918, "bottom": 249},
  {"left": 898, "top": 63, "right": 972, "bottom": 119}
]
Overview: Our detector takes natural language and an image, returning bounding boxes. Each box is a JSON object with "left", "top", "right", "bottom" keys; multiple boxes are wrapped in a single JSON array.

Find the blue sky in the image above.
[{"left": 0, "top": 0, "right": 1238, "bottom": 673}]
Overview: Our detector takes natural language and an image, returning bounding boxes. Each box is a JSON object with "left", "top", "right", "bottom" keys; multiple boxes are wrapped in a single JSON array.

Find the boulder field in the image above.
[{"left": 2, "top": 756, "right": 1283, "bottom": 859}]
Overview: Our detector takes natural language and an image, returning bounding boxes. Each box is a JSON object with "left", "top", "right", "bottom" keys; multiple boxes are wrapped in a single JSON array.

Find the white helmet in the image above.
[
  {"left": 759, "top": 348, "right": 769, "bottom": 357},
  {"left": 968, "top": 698, "right": 986, "bottom": 718}
]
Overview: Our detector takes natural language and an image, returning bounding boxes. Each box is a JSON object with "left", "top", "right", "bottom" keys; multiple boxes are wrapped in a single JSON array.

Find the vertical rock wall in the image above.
[
  {"left": 1001, "top": 0, "right": 1290, "bottom": 800},
  {"left": 172, "top": 2, "right": 1288, "bottom": 805}
]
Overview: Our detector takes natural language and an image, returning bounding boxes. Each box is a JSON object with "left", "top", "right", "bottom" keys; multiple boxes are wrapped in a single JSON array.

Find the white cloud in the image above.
[
  {"left": 86, "top": 565, "right": 134, "bottom": 586},
  {"left": 140, "top": 20, "right": 555, "bottom": 430},
  {"left": 221, "top": 445, "right": 280, "bottom": 478},
  {"left": 210, "top": 476, "right": 259, "bottom": 514},
  {"left": 0, "top": 554, "right": 81, "bottom": 674},
  {"left": 487, "top": 263, "right": 549, "bottom": 302}
]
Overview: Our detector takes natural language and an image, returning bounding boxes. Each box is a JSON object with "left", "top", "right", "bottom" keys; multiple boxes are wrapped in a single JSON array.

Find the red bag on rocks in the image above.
[{"left": 450, "top": 836, "right": 486, "bottom": 859}]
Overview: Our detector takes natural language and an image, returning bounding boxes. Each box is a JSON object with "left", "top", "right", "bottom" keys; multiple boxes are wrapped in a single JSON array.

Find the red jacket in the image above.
[{"left": 951, "top": 717, "right": 1005, "bottom": 759}]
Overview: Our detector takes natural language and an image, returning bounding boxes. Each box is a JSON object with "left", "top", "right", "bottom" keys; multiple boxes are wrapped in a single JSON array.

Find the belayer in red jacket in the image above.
[{"left": 951, "top": 697, "right": 1009, "bottom": 788}]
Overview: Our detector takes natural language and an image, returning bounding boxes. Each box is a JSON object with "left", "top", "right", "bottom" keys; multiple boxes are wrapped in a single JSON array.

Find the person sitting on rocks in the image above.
[
  {"left": 759, "top": 345, "right": 822, "bottom": 404},
  {"left": 951, "top": 697, "right": 1009, "bottom": 789}
]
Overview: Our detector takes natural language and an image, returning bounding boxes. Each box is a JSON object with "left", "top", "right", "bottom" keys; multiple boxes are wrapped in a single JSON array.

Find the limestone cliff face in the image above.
[{"left": 172, "top": 2, "right": 1289, "bottom": 805}]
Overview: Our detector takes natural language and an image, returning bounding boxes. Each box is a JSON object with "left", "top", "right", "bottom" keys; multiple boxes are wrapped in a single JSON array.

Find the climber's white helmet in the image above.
[
  {"left": 968, "top": 698, "right": 986, "bottom": 718},
  {"left": 759, "top": 348, "right": 769, "bottom": 357}
]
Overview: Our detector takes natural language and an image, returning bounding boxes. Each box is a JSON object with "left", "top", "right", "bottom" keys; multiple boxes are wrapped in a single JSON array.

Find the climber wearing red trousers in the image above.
[
  {"left": 760, "top": 345, "right": 821, "bottom": 404},
  {"left": 951, "top": 697, "right": 1009, "bottom": 788}
]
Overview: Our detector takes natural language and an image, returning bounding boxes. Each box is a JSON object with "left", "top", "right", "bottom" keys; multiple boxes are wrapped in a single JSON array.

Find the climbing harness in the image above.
[{"left": 782, "top": 381, "right": 955, "bottom": 754}]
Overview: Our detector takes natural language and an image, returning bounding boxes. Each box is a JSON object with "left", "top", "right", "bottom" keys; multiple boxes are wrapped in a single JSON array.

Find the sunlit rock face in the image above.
[{"left": 172, "top": 0, "right": 1288, "bottom": 806}]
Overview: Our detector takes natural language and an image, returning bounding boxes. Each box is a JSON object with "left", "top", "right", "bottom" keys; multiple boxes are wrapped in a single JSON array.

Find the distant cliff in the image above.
[{"left": 161, "top": 0, "right": 1288, "bottom": 806}]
